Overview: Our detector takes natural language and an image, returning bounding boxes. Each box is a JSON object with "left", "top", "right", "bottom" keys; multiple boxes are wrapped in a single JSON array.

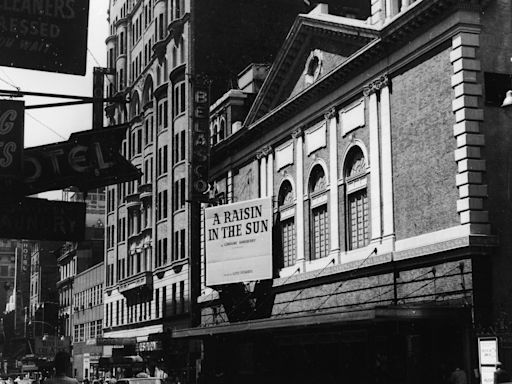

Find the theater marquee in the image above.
[{"left": 205, "top": 197, "right": 272, "bottom": 286}]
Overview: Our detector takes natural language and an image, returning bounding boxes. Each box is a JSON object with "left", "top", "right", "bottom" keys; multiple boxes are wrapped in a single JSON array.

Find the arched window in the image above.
[
  {"left": 212, "top": 122, "right": 218, "bottom": 145},
  {"left": 219, "top": 117, "right": 226, "bottom": 141},
  {"left": 278, "top": 180, "right": 296, "bottom": 268},
  {"left": 344, "top": 146, "right": 369, "bottom": 250},
  {"left": 130, "top": 92, "right": 141, "bottom": 120},
  {"left": 142, "top": 75, "right": 154, "bottom": 107},
  {"left": 308, "top": 164, "right": 328, "bottom": 260}
]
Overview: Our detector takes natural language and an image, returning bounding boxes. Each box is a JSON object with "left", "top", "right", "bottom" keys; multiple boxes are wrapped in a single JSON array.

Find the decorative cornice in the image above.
[
  {"left": 363, "top": 75, "right": 389, "bottom": 96},
  {"left": 324, "top": 107, "right": 337, "bottom": 120},
  {"left": 168, "top": 13, "right": 190, "bottom": 46}
]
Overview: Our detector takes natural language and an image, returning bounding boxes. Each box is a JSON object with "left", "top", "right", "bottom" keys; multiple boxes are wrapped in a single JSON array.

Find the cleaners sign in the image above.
[
  {"left": 205, "top": 197, "right": 272, "bottom": 286},
  {"left": 0, "top": 0, "right": 90, "bottom": 75}
]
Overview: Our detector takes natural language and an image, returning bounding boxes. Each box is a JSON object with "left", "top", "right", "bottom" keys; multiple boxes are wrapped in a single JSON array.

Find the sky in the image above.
[{"left": 0, "top": 0, "right": 109, "bottom": 148}]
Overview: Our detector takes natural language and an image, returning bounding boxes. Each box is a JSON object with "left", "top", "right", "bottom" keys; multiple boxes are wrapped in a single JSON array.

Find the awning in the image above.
[
  {"left": 99, "top": 355, "right": 144, "bottom": 367},
  {"left": 172, "top": 305, "right": 469, "bottom": 338}
]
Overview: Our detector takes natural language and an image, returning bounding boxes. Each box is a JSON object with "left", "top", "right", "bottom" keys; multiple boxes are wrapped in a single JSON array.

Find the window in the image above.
[
  {"left": 278, "top": 181, "right": 296, "bottom": 268},
  {"left": 344, "top": 147, "right": 369, "bottom": 250},
  {"left": 173, "top": 81, "right": 185, "bottom": 117},
  {"left": 174, "top": 178, "right": 185, "bottom": 210},
  {"left": 309, "top": 165, "right": 328, "bottom": 260}
]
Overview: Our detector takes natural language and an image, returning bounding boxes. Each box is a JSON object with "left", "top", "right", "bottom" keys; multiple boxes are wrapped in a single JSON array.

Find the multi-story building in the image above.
[
  {"left": 58, "top": 188, "right": 105, "bottom": 341},
  {"left": 103, "top": 0, "right": 310, "bottom": 380},
  {"left": 71, "top": 262, "right": 104, "bottom": 381},
  {"left": 171, "top": 1, "right": 512, "bottom": 383},
  {"left": 57, "top": 188, "right": 105, "bottom": 375}
]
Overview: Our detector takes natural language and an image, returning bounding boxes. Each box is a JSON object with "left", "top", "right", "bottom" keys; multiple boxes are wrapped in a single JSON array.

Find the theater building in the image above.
[{"left": 173, "top": 1, "right": 512, "bottom": 383}]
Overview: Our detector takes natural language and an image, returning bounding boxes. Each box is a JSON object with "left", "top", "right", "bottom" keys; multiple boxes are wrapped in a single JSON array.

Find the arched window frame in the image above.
[
  {"left": 278, "top": 179, "right": 296, "bottom": 268},
  {"left": 343, "top": 144, "right": 369, "bottom": 251},
  {"left": 308, "top": 163, "right": 329, "bottom": 260}
]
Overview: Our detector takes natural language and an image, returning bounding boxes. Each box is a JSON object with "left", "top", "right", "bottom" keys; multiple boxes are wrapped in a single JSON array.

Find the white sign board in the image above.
[
  {"left": 205, "top": 197, "right": 272, "bottom": 285},
  {"left": 478, "top": 337, "right": 498, "bottom": 384}
]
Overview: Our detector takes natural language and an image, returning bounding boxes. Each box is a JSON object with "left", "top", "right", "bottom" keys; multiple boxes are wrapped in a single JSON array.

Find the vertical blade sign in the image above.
[
  {"left": 191, "top": 75, "right": 211, "bottom": 202},
  {"left": 0, "top": 100, "right": 24, "bottom": 180}
]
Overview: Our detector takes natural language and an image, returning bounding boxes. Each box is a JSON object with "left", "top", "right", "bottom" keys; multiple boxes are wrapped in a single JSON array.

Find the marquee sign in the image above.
[
  {"left": 0, "top": 0, "right": 90, "bottom": 75},
  {"left": 205, "top": 197, "right": 272, "bottom": 285}
]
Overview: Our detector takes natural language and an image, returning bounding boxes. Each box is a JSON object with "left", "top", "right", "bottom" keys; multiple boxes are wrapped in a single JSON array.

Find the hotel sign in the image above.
[
  {"left": 0, "top": 0, "right": 90, "bottom": 75},
  {"left": 205, "top": 197, "right": 272, "bottom": 285}
]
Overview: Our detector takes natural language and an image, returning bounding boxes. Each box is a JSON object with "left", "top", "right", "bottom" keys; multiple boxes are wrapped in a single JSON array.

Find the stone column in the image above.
[
  {"left": 325, "top": 107, "right": 340, "bottom": 255},
  {"left": 265, "top": 146, "right": 274, "bottom": 199},
  {"left": 292, "top": 127, "right": 305, "bottom": 265},
  {"left": 258, "top": 151, "right": 267, "bottom": 198},
  {"left": 379, "top": 79, "right": 395, "bottom": 243},
  {"left": 365, "top": 84, "right": 382, "bottom": 242}
]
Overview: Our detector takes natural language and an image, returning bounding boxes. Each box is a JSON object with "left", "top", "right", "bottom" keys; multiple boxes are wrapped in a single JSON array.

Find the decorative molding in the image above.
[
  {"left": 305, "top": 122, "right": 327, "bottom": 155},
  {"left": 341, "top": 99, "right": 365, "bottom": 136},
  {"left": 324, "top": 107, "right": 337, "bottom": 120},
  {"left": 291, "top": 126, "right": 304, "bottom": 139},
  {"left": 363, "top": 75, "right": 389, "bottom": 96},
  {"left": 276, "top": 142, "right": 294, "bottom": 170}
]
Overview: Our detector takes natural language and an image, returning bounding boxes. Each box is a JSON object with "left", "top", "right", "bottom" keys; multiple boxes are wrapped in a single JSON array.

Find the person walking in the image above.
[
  {"left": 43, "top": 351, "right": 79, "bottom": 384},
  {"left": 449, "top": 365, "right": 467, "bottom": 384},
  {"left": 494, "top": 362, "right": 511, "bottom": 384}
]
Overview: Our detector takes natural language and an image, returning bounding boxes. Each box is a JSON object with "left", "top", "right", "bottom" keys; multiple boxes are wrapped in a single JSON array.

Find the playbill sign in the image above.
[{"left": 205, "top": 197, "right": 272, "bottom": 285}]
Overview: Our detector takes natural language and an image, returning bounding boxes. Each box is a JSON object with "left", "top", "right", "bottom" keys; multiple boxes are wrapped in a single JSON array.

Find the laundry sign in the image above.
[{"left": 205, "top": 197, "right": 272, "bottom": 285}]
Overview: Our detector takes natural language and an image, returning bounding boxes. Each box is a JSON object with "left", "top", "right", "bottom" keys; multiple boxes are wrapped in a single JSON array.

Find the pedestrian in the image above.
[
  {"left": 43, "top": 351, "right": 79, "bottom": 384},
  {"left": 495, "top": 362, "right": 511, "bottom": 384},
  {"left": 449, "top": 365, "right": 467, "bottom": 384}
]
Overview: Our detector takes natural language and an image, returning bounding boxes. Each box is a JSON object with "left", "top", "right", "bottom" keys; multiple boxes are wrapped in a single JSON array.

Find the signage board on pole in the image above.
[
  {"left": 0, "top": 0, "right": 90, "bottom": 75},
  {"left": 0, "top": 197, "right": 85, "bottom": 241},
  {"left": 205, "top": 197, "right": 272, "bottom": 285},
  {"left": 21, "top": 124, "right": 140, "bottom": 195}
]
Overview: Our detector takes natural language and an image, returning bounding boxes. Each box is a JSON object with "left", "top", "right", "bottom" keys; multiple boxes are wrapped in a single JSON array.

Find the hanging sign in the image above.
[
  {"left": 0, "top": 100, "right": 24, "bottom": 178},
  {"left": 0, "top": 0, "right": 90, "bottom": 75},
  {"left": 205, "top": 197, "right": 272, "bottom": 285}
]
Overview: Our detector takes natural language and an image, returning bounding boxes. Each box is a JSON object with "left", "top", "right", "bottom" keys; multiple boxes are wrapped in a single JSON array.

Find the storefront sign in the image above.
[
  {"left": 205, "top": 197, "right": 272, "bottom": 285},
  {"left": 0, "top": 0, "right": 90, "bottom": 75},
  {"left": 136, "top": 341, "right": 161, "bottom": 352},
  {"left": 478, "top": 337, "right": 498, "bottom": 384},
  {"left": 0, "top": 100, "right": 24, "bottom": 178},
  {"left": 0, "top": 197, "right": 85, "bottom": 240}
]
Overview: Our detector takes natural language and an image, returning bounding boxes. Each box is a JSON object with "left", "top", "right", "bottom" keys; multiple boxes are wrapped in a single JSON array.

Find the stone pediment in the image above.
[{"left": 244, "top": 10, "right": 378, "bottom": 126}]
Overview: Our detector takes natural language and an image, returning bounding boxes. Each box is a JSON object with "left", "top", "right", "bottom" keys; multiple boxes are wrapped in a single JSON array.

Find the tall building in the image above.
[
  {"left": 103, "top": 0, "right": 322, "bottom": 380},
  {"left": 171, "top": 1, "right": 512, "bottom": 383},
  {"left": 57, "top": 188, "right": 105, "bottom": 376}
]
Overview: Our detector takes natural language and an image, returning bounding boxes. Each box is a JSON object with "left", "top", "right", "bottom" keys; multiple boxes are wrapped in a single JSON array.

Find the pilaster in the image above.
[
  {"left": 325, "top": 107, "right": 340, "bottom": 255},
  {"left": 292, "top": 127, "right": 306, "bottom": 265}
]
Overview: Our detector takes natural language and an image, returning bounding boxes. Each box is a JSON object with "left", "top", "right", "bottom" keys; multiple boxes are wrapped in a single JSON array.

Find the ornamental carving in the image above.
[
  {"left": 363, "top": 74, "right": 390, "bottom": 96},
  {"left": 324, "top": 107, "right": 337, "bottom": 120},
  {"left": 291, "top": 126, "right": 304, "bottom": 139}
]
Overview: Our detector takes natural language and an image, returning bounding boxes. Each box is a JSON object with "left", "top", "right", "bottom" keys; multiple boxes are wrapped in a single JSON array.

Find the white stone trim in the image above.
[
  {"left": 368, "top": 92, "right": 382, "bottom": 240},
  {"left": 395, "top": 225, "right": 470, "bottom": 252},
  {"left": 295, "top": 134, "right": 305, "bottom": 262},
  {"left": 275, "top": 141, "right": 294, "bottom": 170},
  {"left": 267, "top": 151, "right": 274, "bottom": 198},
  {"left": 380, "top": 85, "right": 394, "bottom": 240},
  {"left": 340, "top": 99, "right": 365, "bottom": 136},
  {"left": 305, "top": 121, "right": 327, "bottom": 155},
  {"left": 328, "top": 112, "right": 340, "bottom": 253},
  {"left": 259, "top": 155, "right": 267, "bottom": 198}
]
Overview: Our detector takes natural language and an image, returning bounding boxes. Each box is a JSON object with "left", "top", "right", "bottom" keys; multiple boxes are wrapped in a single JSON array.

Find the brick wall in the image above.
[{"left": 391, "top": 47, "right": 459, "bottom": 240}]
